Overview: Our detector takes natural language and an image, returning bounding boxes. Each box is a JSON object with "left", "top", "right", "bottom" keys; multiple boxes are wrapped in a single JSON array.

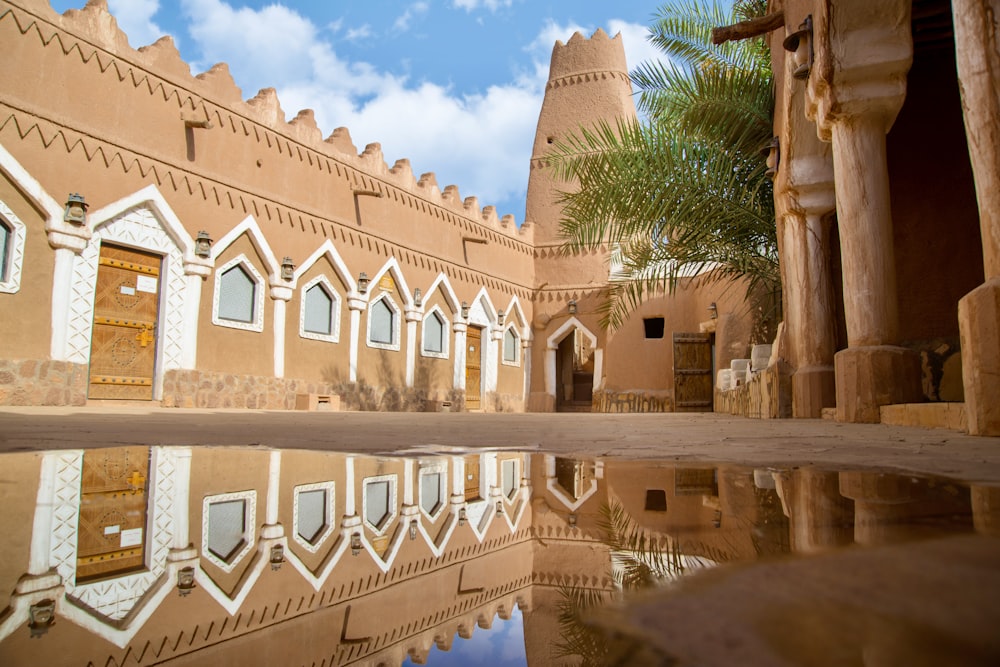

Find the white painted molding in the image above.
[
  {"left": 201, "top": 490, "right": 257, "bottom": 574},
  {"left": 365, "top": 292, "right": 402, "bottom": 351},
  {"left": 0, "top": 199, "right": 26, "bottom": 293},
  {"left": 420, "top": 305, "right": 451, "bottom": 360},
  {"left": 298, "top": 275, "right": 343, "bottom": 344},
  {"left": 293, "top": 239, "right": 356, "bottom": 293},
  {"left": 212, "top": 254, "right": 266, "bottom": 333},
  {"left": 209, "top": 215, "right": 280, "bottom": 283}
]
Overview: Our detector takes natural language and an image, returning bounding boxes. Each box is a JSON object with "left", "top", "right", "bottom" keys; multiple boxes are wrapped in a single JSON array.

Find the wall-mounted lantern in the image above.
[
  {"left": 409, "top": 519, "right": 418, "bottom": 540},
  {"left": 28, "top": 599, "right": 56, "bottom": 638},
  {"left": 568, "top": 299, "right": 577, "bottom": 315},
  {"left": 358, "top": 272, "right": 369, "bottom": 294},
  {"left": 280, "top": 257, "right": 295, "bottom": 282},
  {"left": 63, "top": 193, "right": 88, "bottom": 225},
  {"left": 497, "top": 309, "right": 505, "bottom": 327},
  {"left": 709, "top": 302, "right": 719, "bottom": 320},
  {"left": 177, "top": 566, "right": 196, "bottom": 597},
  {"left": 413, "top": 288, "right": 422, "bottom": 308},
  {"left": 458, "top": 507, "right": 467, "bottom": 526},
  {"left": 496, "top": 500, "right": 504, "bottom": 517},
  {"left": 194, "top": 231, "right": 213, "bottom": 258},
  {"left": 461, "top": 301, "right": 470, "bottom": 319},
  {"left": 350, "top": 532, "right": 362, "bottom": 556},
  {"left": 568, "top": 513, "right": 578, "bottom": 528},
  {"left": 783, "top": 15, "right": 813, "bottom": 80},
  {"left": 760, "top": 137, "right": 780, "bottom": 180},
  {"left": 269, "top": 543, "right": 284, "bottom": 571}
]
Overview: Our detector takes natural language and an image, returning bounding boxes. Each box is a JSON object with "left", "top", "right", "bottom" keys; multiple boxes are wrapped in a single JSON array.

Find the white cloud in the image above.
[
  {"left": 110, "top": 0, "right": 169, "bottom": 48},
  {"left": 452, "top": 0, "right": 514, "bottom": 12},
  {"left": 392, "top": 2, "right": 429, "bottom": 33},
  {"left": 345, "top": 25, "right": 374, "bottom": 42}
]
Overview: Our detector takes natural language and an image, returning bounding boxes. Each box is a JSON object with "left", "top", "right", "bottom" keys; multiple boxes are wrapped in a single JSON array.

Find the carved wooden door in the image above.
[
  {"left": 673, "top": 333, "right": 714, "bottom": 412},
  {"left": 465, "top": 326, "right": 482, "bottom": 410},
  {"left": 464, "top": 455, "right": 481, "bottom": 501},
  {"left": 88, "top": 244, "right": 161, "bottom": 400},
  {"left": 76, "top": 446, "right": 150, "bottom": 581}
]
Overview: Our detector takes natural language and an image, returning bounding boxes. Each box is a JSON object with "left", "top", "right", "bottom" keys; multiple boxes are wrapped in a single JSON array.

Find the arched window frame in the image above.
[
  {"left": 418, "top": 463, "right": 448, "bottom": 520},
  {"left": 420, "top": 305, "right": 450, "bottom": 359},
  {"left": 366, "top": 292, "right": 401, "bottom": 351},
  {"left": 292, "top": 481, "right": 336, "bottom": 553},
  {"left": 298, "top": 275, "right": 341, "bottom": 343},
  {"left": 0, "top": 201, "right": 27, "bottom": 294},
  {"left": 362, "top": 474, "right": 398, "bottom": 536},
  {"left": 202, "top": 490, "right": 257, "bottom": 573},
  {"left": 212, "top": 254, "right": 265, "bottom": 332},
  {"left": 501, "top": 325, "right": 521, "bottom": 367}
]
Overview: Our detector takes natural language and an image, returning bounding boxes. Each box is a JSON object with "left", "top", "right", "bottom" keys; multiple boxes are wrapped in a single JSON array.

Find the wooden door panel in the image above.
[
  {"left": 465, "top": 326, "right": 482, "bottom": 410},
  {"left": 89, "top": 245, "right": 161, "bottom": 400},
  {"left": 674, "top": 333, "right": 713, "bottom": 412},
  {"left": 76, "top": 446, "right": 150, "bottom": 581},
  {"left": 464, "top": 455, "right": 481, "bottom": 501}
]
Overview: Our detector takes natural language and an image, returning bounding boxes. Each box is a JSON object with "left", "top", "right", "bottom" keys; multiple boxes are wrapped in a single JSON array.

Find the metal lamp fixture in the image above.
[
  {"left": 194, "top": 231, "right": 213, "bottom": 258},
  {"left": 458, "top": 507, "right": 467, "bottom": 526},
  {"left": 409, "top": 519, "right": 418, "bottom": 540},
  {"left": 497, "top": 310, "right": 505, "bottom": 327},
  {"left": 413, "top": 288, "right": 422, "bottom": 308},
  {"left": 177, "top": 566, "right": 197, "bottom": 597},
  {"left": 461, "top": 301, "right": 470, "bottom": 319},
  {"left": 269, "top": 543, "right": 284, "bottom": 571},
  {"left": 709, "top": 302, "right": 718, "bottom": 320},
  {"left": 280, "top": 257, "right": 295, "bottom": 281},
  {"left": 495, "top": 501, "right": 503, "bottom": 517},
  {"left": 783, "top": 15, "right": 813, "bottom": 80},
  {"left": 358, "top": 272, "right": 369, "bottom": 294},
  {"left": 63, "top": 193, "right": 88, "bottom": 225},
  {"left": 28, "top": 599, "right": 56, "bottom": 638},
  {"left": 568, "top": 513, "right": 578, "bottom": 528},
  {"left": 760, "top": 137, "right": 780, "bottom": 180},
  {"left": 568, "top": 299, "right": 577, "bottom": 315},
  {"left": 351, "top": 532, "right": 362, "bottom": 556}
]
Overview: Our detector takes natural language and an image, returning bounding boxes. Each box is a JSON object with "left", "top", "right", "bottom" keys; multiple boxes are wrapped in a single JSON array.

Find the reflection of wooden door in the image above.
[
  {"left": 88, "top": 245, "right": 161, "bottom": 400},
  {"left": 673, "top": 333, "right": 713, "bottom": 412},
  {"left": 465, "top": 326, "right": 482, "bottom": 410},
  {"left": 464, "top": 455, "right": 481, "bottom": 501},
  {"left": 76, "top": 446, "right": 150, "bottom": 581}
]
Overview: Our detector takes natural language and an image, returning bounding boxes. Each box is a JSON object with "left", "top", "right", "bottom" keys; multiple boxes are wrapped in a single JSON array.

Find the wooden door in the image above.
[
  {"left": 88, "top": 244, "right": 161, "bottom": 400},
  {"left": 464, "top": 455, "right": 481, "bottom": 501},
  {"left": 76, "top": 446, "right": 150, "bottom": 581},
  {"left": 673, "top": 333, "right": 713, "bottom": 412},
  {"left": 465, "top": 326, "right": 482, "bottom": 410}
]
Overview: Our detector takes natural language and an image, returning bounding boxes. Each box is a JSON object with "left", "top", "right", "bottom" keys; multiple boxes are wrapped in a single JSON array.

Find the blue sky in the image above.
[
  {"left": 47, "top": 0, "right": 665, "bottom": 222},
  {"left": 402, "top": 607, "right": 527, "bottom": 666}
]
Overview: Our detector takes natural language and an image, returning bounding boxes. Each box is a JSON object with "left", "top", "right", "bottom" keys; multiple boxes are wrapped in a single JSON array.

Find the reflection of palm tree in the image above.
[{"left": 546, "top": 0, "right": 777, "bottom": 331}]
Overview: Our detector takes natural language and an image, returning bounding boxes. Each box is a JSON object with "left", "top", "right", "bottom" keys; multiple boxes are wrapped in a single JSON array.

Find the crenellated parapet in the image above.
[{"left": 0, "top": 0, "right": 531, "bottom": 247}]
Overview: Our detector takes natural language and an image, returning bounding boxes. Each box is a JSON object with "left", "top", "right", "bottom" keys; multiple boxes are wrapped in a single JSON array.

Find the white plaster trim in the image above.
[
  {"left": 424, "top": 273, "right": 461, "bottom": 312},
  {"left": 543, "top": 455, "right": 599, "bottom": 511},
  {"left": 0, "top": 144, "right": 64, "bottom": 222},
  {"left": 361, "top": 474, "right": 398, "bottom": 536},
  {"left": 209, "top": 215, "right": 280, "bottom": 283},
  {"left": 292, "top": 481, "right": 336, "bottom": 553},
  {"left": 545, "top": 316, "right": 599, "bottom": 350},
  {"left": 0, "top": 199, "right": 26, "bottom": 293},
  {"left": 467, "top": 291, "right": 499, "bottom": 395},
  {"left": 366, "top": 256, "right": 413, "bottom": 308},
  {"left": 500, "top": 325, "right": 521, "bottom": 367},
  {"left": 292, "top": 239, "right": 356, "bottom": 292},
  {"left": 418, "top": 464, "right": 448, "bottom": 520},
  {"left": 212, "top": 254, "right": 265, "bottom": 332},
  {"left": 201, "top": 490, "right": 257, "bottom": 573},
  {"left": 366, "top": 292, "right": 402, "bottom": 351},
  {"left": 500, "top": 457, "right": 520, "bottom": 500},
  {"left": 298, "top": 275, "right": 342, "bottom": 343},
  {"left": 420, "top": 305, "right": 451, "bottom": 359}
]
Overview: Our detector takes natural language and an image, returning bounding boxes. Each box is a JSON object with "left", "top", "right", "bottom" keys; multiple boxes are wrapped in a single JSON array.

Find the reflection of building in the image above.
[
  {"left": 0, "top": 446, "right": 986, "bottom": 665},
  {"left": 0, "top": 0, "right": 749, "bottom": 415}
]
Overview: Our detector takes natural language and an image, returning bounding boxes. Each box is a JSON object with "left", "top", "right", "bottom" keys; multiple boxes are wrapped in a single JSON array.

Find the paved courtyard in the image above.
[{"left": 2, "top": 407, "right": 998, "bottom": 483}]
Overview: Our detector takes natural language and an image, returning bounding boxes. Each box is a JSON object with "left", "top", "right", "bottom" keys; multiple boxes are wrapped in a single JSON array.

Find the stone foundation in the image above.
[
  {"left": 593, "top": 390, "right": 672, "bottom": 413},
  {"left": 715, "top": 365, "right": 792, "bottom": 419},
  {"left": 0, "top": 359, "right": 88, "bottom": 406},
  {"left": 162, "top": 369, "right": 338, "bottom": 410}
]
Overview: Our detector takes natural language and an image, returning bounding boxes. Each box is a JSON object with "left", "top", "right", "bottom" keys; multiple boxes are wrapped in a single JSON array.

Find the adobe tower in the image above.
[{"left": 525, "top": 29, "right": 637, "bottom": 411}]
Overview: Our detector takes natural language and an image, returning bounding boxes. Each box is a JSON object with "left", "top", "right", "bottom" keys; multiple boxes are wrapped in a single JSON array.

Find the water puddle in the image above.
[{"left": 0, "top": 446, "right": 996, "bottom": 666}]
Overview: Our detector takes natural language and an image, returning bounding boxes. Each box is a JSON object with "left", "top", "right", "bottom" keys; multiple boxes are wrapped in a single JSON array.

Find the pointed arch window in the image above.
[
  {"left": 299, "top": 275, "right": 341, "bottom": 343},
  {"left": 367, "top": 293, "right": 401, "bottom": 350},
  {"left": 502, "top": 327, "right": 520, "bottom": 366},
  {"left": 421, "top": 306, "right": 450, "bottom": 359},
  {"left": 213, "top": 254, "right": 265, "bottom": 332},
  {"left": 0, "top": 202, "right": 26, "bottom": 294}
]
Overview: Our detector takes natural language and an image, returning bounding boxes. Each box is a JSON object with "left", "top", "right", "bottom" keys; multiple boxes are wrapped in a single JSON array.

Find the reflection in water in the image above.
[{"left": 0, "top": 448, "right": 994, "bottom": 666}]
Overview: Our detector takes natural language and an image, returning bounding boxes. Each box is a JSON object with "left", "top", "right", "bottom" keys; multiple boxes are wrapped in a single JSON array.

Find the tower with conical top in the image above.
[{"left": 525, "top": 29, "right": 637, "bottom": 411}]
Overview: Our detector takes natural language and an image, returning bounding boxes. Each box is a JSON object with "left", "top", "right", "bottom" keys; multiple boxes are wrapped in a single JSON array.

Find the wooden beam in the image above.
[{"left": 711, "top": 10, "right": 785, "bottom": 45}]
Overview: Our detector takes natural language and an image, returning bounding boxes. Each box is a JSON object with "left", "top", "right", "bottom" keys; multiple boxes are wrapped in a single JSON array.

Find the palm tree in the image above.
[{"left": 548, "top": 0, "right": 777, "bottom": 331}]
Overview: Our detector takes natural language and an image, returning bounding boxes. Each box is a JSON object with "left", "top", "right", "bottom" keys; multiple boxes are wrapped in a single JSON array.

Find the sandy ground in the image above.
[{"left": 1, "top": 407, "right": 998, "bottom": 483}]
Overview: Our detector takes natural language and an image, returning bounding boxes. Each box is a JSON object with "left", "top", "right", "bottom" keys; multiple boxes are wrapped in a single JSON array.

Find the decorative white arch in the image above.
[
  {"left": 467, "top": 288, "right": 499, "bottom": 396},
  {"left": 543, "top": 316, "right": 603, "bottom": 399}
]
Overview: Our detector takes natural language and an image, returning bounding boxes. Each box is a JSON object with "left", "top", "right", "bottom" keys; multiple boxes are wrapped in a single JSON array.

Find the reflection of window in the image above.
[
  {"left": 422, "top": 308, "right": 449, "bottom": 358},
  {"left": 367, "top": 294, "right": 400, "bottom": 350},
  {"left": 293, "top": 481, "right": 336, "bottom": 551},
  {"left": 202, "top": 490, "right": 256, "bottom": 572},
  {"left": 502, "top": 459, "right": 518, "bottom": 499},
  {"left": 213, "top": 255, "right": 265, "bottom": 331},
  {"left": 300, "top": 276, "right": 341, "bottom": 342},
  {"left": 502, "top": 328, "right": 519, "bottom": 365},
  {"left": 362, "top": 475, "right": 397, "bottom": 534},
  {"left": 420, "top": 470, "right": 445, "bottom": 517},
  {"left": 0, "top": 203, "right": 26, "bottom": 294}
]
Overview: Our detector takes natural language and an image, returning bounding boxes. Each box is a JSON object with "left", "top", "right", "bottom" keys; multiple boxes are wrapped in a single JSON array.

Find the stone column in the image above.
[
  {"left": 261, "top": 450, "right": 283, "bottom": 539},
  {"left": 166, "top": 447, "right": 197, "bottom": 561},
  {"left": 839, "top": 471, "right": 913, "bottom": 545},
  {"left": 46, "top": 222, "right": 91, "bottom": 361},
  {"left": 180, "top": 259, "right": 212, "bottom": 369},
  {"left": 971, "top": 485, "right": 1000, "bottom": 538},
  {"left": 347, "top": 292, "right": 367, "bottom": 383},
  {"left": 953, "top": 0, "right": 1000, "bottom": 435},
  {"left": 404, "top": 306, "right": 422, "bottom": 388},
  {"left": 270, "top": 285, "right": 292, "bottom": 379},
  {"left": 453, "top": 321, "right": 467, "bottom": 390},
  {"left": 805, "top": 0, "right": 922, "bottom": 423},
  {"left": 774, "top": 469, "right": 852, "bottom": 553}
]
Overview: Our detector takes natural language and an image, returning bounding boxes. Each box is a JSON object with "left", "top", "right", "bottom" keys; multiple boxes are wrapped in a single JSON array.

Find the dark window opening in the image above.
[
  {"left": 643, "top": 317, "right": 665, "bottom": 339},
  {"left": 644, "top": 489, "right": 667, "bottom": 511}
]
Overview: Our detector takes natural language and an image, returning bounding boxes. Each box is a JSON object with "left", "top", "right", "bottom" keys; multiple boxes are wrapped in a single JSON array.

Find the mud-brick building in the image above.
[
  {"left": 0, "top": 0, "right": 750, "bottom": 414},
  {"left": 763, "top": 0, "right": 1000, "bottom": 434}
]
